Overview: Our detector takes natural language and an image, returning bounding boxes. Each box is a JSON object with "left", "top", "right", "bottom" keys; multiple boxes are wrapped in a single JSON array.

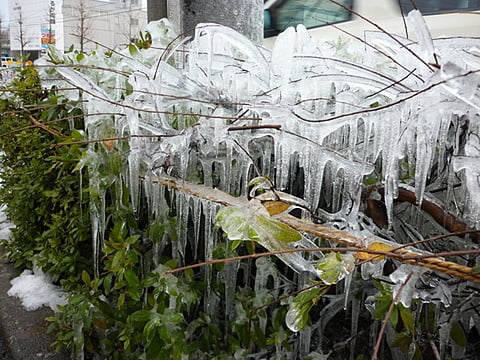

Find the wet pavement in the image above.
[{"left": 0, "top": 247, "right": 68, "bottom": 360}]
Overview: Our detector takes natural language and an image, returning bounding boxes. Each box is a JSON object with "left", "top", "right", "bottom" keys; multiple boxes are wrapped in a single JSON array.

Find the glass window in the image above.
[
  {"left": 264, "top": 0, "right": 354, "bottom": 37},
  {"left": 398, "top": 0, "right": 480, "bottom": 15}
]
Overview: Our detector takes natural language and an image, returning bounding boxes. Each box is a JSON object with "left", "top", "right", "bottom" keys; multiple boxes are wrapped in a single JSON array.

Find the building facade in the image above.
[{"left": 9, "top": 0, "right": 147, "bottom": 59}]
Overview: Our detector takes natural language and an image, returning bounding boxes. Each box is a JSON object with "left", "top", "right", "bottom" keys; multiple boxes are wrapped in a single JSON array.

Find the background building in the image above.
[
  {"left": 0, "top": 21, "right": 9, "bottom": 57},
  {"left": 8, "top": 0, "right": 147, "bottom": 60}
]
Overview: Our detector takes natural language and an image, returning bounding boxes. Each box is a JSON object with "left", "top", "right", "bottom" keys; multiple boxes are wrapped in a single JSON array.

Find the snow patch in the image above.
[{"left": 7, "top": 268, "right": 67, "bottom": 312}]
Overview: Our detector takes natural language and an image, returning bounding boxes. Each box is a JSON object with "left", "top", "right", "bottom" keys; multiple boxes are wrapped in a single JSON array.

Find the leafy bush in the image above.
[{"left": 0, "top": 66, "right": 92, "bottom": 287}]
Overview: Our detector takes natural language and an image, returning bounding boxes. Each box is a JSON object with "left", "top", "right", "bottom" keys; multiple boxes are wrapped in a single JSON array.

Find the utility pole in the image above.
[
  {"left": 0, "top": 15, "right": 3, "bottom": 56},
  {"left": 48, "top": 0, "right": 55, "bottom": 47},
  {"left": 147, "top": 0, "right": 263, "bottom": 44}
]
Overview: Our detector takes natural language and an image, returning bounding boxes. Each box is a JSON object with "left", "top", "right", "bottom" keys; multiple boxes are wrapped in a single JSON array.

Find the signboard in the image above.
[{"left": 41, "top": 26, "right": 56, "bottom": 48}]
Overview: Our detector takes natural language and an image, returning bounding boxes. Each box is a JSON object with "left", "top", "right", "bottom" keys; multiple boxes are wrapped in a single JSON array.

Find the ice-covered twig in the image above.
[{"left": 146, "top": 174, "right": 480, "bottom": 283}]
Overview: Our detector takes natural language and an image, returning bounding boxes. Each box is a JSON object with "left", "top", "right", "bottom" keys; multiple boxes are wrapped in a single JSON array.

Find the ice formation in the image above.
[{"left": 36, "top": 12, "right": 480, "bottom": 358}]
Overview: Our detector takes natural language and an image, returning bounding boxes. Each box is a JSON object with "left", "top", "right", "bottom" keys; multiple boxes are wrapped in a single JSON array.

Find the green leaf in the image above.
[
  {"left": 128, "top": 287, "right": 141, "bottom": 302},
  {"left": 110, "top": 251, "right": 124, "bottom": 270},
  {"left": 255, "top": 215, "right": 302, "bottom": 243},
  {"left": 391, "top": 332, "right": 412, "bottom": 352},
  {"left": 315, "top": 252, "right": 355, "bottom": 285},
  {"left": 450, "top": 321, "right": 467, "bottom": 347},
  {"left": 389, "top": 306, "right": 399, "bottom": 328},
  {"left": 129, "top": 310, "right": 154, "bottom": 323},
  {"left": 248, "top": 176, "right": 273, "bottom": 188},
  {"left": 125, "top": 268, "right": 140, "bottom": 287},
  {"left": 117, "top": 293, "right": 125, "bottom": 308},
  {"left": 97, "top": 298, "right": 118, "bottom": 320},
  {"left": 373, "top": 297, "right": 391, "bottom": 320},
  {"left": 148, "top": 221, "right": 165, "bottom": 244},
  {"left": 103, "top": 273, "right": 113, "bottom": 294},
  {"left": 143, "top": 319, "right": 159, "bottom": 345},
  {"left": 128, "top": 43, "right": 139, "bottom": 56},
  {"left": 81, "top": 270, "right": 91, "bottom": 286},
  {"left": 399, "top": 305, "right": 415, "bottom": 333},
  {"left": 76, "top": 52, "right": 85, "bottom": 62},
  {"left": 292, "top": 286, "right": 323, "bottom": 304},
  {"left": 215, "top": 207, "right": 258, "bottom": 241},
  {"left": 146, "top": 332, "right": 163, "bottom": 359},
  {"left": 285, "top": 299, "right": 313, "bottom": 332}
]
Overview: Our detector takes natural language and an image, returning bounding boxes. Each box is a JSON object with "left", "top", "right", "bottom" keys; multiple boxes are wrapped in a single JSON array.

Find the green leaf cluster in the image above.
[{"left": 0, "top": 66, "right": 92, "bottom": 287}]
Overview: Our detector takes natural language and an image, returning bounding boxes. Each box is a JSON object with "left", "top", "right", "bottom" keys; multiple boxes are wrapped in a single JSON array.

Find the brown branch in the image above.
[
  {"left": 366, "top": 185, "right": 480, "bottom": 244},
  {"left": 148, "top": 174, "right": 480, "bottom": 283},
  {"left": 227, "top": 124, "right": 281, "bottom": 131},
  {"left": 27, "top": 114, "right": 66, "bottom": 139},
  {"left": 372, "top": 271, "right": 414, "bottom": 360}
]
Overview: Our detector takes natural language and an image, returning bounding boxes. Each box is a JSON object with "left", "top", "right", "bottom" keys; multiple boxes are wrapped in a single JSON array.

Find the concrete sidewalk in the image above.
[{"left": 0, "top": 248, "right": 69, "bottom": 360}]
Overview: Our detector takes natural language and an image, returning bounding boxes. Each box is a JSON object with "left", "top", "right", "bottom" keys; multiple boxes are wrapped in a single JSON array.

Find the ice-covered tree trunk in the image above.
[{"left": 148, "top": 0, "right": 263, "bottom": 44}]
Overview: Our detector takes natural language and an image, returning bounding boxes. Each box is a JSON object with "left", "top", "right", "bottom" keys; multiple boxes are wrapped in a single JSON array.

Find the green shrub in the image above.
[{"left": 0, "top": 66, "right": 92, "bottom": 288}]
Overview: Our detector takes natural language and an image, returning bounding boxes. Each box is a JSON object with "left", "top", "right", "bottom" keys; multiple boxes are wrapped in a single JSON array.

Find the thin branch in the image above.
[
  {"left": 328, "top": 0, "right": 434, "bottom": 72},
  {"left": 1, "top": 112, "right": 121, "bottom": 138},
  {"left": 308, "top": 24, "right": 424, "bottom": 84},
  {"left": 293, "top": 69, "right": 480, "bottom": 123},
  {"left": 227, "top": 124, "right": 281, "bottom": 131},
  {"left": 52, "top": 133, "right": 184, "bottom": 147},
  {"left": 59, "top": 75, "right": 260, "bottom": 120},
  {"left": 27, "top": 113, "right": 66, "bottom": 139},
  {"left": 371, "top": 271, "right": 414, "bottom": 360},
  {"left": 148, "top": 174, "right": 480, "bottom": 283}
]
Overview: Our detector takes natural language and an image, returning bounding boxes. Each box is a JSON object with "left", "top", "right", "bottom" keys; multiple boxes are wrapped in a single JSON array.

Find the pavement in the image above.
[{"left": 0, "top": 247, "right": 69, "bottom": 360}]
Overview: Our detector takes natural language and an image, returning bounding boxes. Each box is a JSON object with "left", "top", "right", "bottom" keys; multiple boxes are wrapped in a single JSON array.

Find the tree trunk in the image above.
[
  {"left": 147, "top": 0, "right": 263, "bottom": 44},
  {"left": 147, "top": 0, "right": 167, "bottom": 23}
]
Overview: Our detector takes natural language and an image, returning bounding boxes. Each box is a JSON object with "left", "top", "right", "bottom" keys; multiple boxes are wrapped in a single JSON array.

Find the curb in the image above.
[{"left": 0, "top": 247, "right": 69, "bottom": 360}]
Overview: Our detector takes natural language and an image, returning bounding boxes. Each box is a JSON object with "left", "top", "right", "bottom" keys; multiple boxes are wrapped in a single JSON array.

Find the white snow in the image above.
[
  {"left": 7, "top": 268, "right": 67, "bottom": 312},
  {"left": 0, "top": 207, "right": 66, "bottom": 312}
]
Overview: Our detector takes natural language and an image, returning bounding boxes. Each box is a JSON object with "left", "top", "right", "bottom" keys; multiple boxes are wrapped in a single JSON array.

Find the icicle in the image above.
[
  {"left": 174, "top": 191, "right": 189, "bottom": 264},
  {"left": 349, "top": 292, "right": 361, "bottom": 360},
  {"left": 202, "top": 199, "right": 218, "bottom": 315}
]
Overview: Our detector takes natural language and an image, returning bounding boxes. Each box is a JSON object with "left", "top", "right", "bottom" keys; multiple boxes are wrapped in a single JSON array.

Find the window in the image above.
[
  {"left": 264, "top": 0, "right": 354, "bottom": 37},
  {"left": 398, "top": 0, "right": 480, "bottom": 15}
]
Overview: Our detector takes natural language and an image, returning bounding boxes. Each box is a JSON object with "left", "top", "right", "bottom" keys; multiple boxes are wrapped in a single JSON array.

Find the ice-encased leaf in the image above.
[
  {"left": 215, "top": 206, "right": 301, "bottom": 243},
  {"left": 254, "top": 214, "right": 302, "bottom": 243},
  {"left": 286, "top": 286, "right": 326, "bottom": 332},
  {"left": 285, "top": 300, "right": 311, "bottom": 333},
  {"left": 315, "top": 252, "right": 355, "bottom": 285},
  {"left": 215, "top": 207, "right": 259, "bottom": 241}
]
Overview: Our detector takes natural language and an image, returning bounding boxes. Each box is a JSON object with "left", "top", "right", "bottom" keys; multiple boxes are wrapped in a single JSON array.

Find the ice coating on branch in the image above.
[
  {"left": 407, "top": 10, "right": 435, "bottom": 65},
  {"left": 43, "top": 13, "right": 480, "bottom": 278}
]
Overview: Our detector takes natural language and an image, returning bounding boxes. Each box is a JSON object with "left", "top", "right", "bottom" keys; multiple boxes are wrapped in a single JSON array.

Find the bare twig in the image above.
[
  {"left": 27, "top": 113, "right": 66, "bottom": 139},
  {"left": 372, "top": 271, "right": 414, "bottom": 360}
]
